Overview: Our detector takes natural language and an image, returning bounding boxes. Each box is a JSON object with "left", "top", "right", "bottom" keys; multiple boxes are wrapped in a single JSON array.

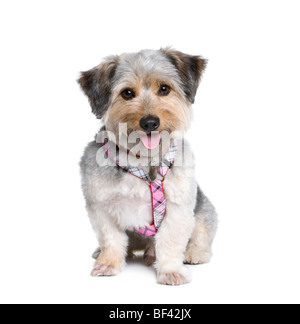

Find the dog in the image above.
[{"left": 78, "top": 48, "right": 218, "bottom": 285}]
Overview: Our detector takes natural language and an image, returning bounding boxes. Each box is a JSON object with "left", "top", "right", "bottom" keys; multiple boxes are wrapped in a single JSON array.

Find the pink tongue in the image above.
[{"left": 140, "top": 132, "right": 161, "bottom": 149}]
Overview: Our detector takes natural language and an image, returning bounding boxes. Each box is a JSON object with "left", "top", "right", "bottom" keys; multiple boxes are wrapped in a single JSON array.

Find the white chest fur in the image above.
[{"left": 94, "top": 172, "right": 153, "bottom": 231}]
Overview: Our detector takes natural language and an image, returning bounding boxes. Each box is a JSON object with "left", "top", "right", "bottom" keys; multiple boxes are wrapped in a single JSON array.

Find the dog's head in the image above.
[{"left": 78, "top": 48, "right": 206, "bottom": 148}]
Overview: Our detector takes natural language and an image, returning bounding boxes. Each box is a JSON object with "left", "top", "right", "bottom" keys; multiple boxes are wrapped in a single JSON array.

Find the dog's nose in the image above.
[{"left": 139, "top": 115, "right": 160, "bottom": 133}]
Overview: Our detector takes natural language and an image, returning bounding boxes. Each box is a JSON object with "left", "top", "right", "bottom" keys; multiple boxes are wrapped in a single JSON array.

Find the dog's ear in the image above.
[
  {"left": 161, "top": 48, "right": 207, "bottom": 104},
  {"left": 78, "top": 56, "right": 119, "bottom": 119}
]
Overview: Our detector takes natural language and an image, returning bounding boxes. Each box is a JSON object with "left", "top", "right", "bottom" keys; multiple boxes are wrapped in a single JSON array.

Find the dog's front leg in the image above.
[
  {"left": 88, "top": 205, "right": 128, "bottom": 277},
  {"left": 155, "top": 203, "right": 195, "bottom": 285}
]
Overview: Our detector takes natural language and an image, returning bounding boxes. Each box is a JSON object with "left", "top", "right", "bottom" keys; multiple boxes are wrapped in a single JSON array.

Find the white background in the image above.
[{"left": 0, "top": 0, "right": 299, "bottom": 304}]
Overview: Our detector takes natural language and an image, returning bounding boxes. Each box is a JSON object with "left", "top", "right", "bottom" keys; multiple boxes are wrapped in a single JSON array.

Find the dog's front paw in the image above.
[
  {"left": 91, "top": 264, "right": 120, "bottom": 277},
  {"left": 157, "top": 267, "right": 191, "bottom": 286},
  {"left": 92, "top": 248, "right": 125, "bottom": 277},
  {"left": 184, "top": 249, "right": 212, "bottom": 265},
  {"left": 157, "top": 272, "right": 189, "bottom": 286}
]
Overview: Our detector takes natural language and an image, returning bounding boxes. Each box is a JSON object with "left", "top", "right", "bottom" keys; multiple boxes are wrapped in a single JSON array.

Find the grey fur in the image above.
[
  {"left": 78, "top": 56, "right": 119, "bottom": 119},
  {"left": 92, "top": 247, "right": 101, "bottom": 260},
  {"left": 78, "top": 49, "right": 206, "bottom": 119},
  {"left": 196, "top": 193, "right": 218, "bottom": 244},
  {"left": 194, "top": 186, "right": 205, "bottom": 214},
  {"left": 113, "top": 50, "right": 182, "bottom": 86},
  {"left": 80, "top": 141, "right": 126, "bottom": 194},
  {"left": 161, "top": 48, "right": 207, "bottom": 104}
]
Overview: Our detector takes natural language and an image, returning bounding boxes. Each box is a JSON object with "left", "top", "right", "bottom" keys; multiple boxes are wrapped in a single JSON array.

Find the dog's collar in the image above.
[
  {"left": 102, "top": 140, "right": 177, "bottom": 182},
  {"left": 102, "top": 140, "right": 177, "bottom": 236}
]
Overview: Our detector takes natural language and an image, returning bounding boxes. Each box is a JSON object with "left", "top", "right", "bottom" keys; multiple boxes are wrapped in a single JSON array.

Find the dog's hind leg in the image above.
[
  {"left": 184, "top": 188, "right": 218, "bottom": 265},
  {"left": 143, "top": 241, "right": 156, "bottom": 266},
  {"left": 126, "top": 232, "right": 155, "bottom": 265}
]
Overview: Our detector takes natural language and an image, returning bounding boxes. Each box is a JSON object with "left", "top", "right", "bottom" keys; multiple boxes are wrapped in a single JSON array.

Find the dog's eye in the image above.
[
  {"left": 121, "top": 88, "right": 136, "bottom": 101},
  {"left": 158, "top": 84, "right": 171, "bottom": 96}
]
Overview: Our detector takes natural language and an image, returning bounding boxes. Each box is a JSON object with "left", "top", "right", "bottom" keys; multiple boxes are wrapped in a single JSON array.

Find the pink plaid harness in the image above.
[{"left": 102, "top": 141, "right": 177, "bottom": 236}]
